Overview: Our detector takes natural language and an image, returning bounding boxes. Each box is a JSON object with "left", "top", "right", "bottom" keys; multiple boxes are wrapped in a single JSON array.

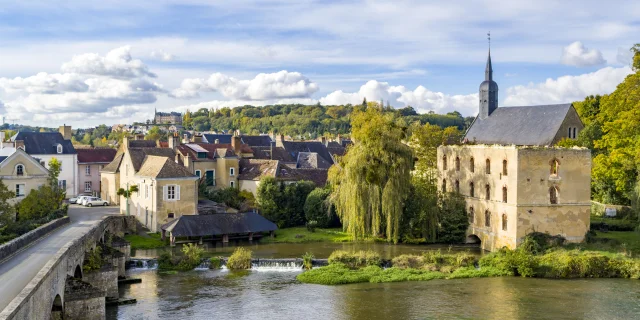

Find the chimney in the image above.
[
  {"left": 234, "top": 129, "right": 241, "bottom": 136},
  {"left": 184, "top": 153, "right": 191, "bottom": 169},
  {"left": 270, "top": 141, "right": 275, "bottom": 160},
  {"left": 276, "top": 134, "right": 284, "bottom": 148},
  {"left": 231, "top": 136, "right": 242, "bottom": 157},
  {"left": 336, "top": 134, "right": 342, "bottom": 145},
  {"left": 193, "top": 135, "right": 202, "bottom": 143},
  {"left": 15, "top": 140, "right": 25, "bottom": 150},
  {"left": 168, "top": 132, "right": 179, "bottom": 150},
  {"left": 58, "top": 124, "right": 72, "bottom": 140},
  {"left": 214, "top": 139, "right": 220, "bottom": 144},
  {"left": 320, "top": 136, "right": 327, "bottom": 146},
  {"left": 122, "top": 137, "right": 129, "bottom": 150}
]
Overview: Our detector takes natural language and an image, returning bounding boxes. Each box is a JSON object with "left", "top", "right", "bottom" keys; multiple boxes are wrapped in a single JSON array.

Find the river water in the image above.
[{"left": 108, "top": 243, "right": 640, "bottom": 320}]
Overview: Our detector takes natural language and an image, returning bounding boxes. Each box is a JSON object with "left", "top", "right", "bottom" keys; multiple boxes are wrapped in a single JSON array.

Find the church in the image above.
[{"left": 437, "top": 50, "right": 591, "bottom": 251}]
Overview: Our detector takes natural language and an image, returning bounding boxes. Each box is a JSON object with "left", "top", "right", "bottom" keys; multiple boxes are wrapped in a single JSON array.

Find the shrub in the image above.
[
  {"left": 83, "top": 246, "right": 104, "bottom": 272},
  {"left": 479, "top": 248, "right": 538, "bottom": 277},
  {"left": 209, "top": 257, "right": 222, "bottom": 269},
  {"left": 391, "top": 255, "right": 424, "bottom": 269},
  {"left": 306, "top": 220, "right": 318, "bottom": 232},
  {"left": 328, "top": 250, "right": 381, "bottom": 269},
  {"left": 302, "top": 252, "right": 314, "bottom": 270},
  {"left": 227, "top": 247, "right": 252, "bottom": 270},
  {"left": 304, "top": 188, "right": 338, "bottom": 228}
]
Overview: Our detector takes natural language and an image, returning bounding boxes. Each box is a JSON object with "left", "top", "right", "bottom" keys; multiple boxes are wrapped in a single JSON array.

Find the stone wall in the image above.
[
  {"left": 0, "top": 216, "right": 70, "bottom": 262},
  {"left": 83, "top": 265, "right": 119, "bottom": 299}
]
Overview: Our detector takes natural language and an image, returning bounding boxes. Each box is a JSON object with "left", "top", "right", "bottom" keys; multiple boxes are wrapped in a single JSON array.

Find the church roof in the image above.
[{"left": 464, "top": 103, "right": 574, "bottom": 146}]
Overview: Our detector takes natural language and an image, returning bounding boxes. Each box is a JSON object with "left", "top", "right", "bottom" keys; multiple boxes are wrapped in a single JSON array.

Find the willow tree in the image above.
[{"left": 329, "top": 107, "right": 413, "bottom": 243}]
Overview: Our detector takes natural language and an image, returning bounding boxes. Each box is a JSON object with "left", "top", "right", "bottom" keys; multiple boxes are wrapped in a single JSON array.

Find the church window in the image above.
[
  {"left": 469, "top": 207, "right": 475, "bottom": 224},
  {"left": 550, "top": 159, "right": 559, "bottom": 176},
  {"left": 502, "top": 160, "right": 508, "bottom": 176},
  {"left": 443, "top": 155, "right": 447, "bottom": 170},
  {"left": 455, "top": 157, "right": 460, "bottom": 171},
  {"left": 442, "top": 179, "right": 447, "bottom": 192},
  {"left": 469, "top": 182, "right": 475, "bottom": 197},
  {"left": 502, "top": 214, "right": 508, "bottom": 231},
  {"left": 485, "top": 210, "right": 491, "bottom": 227},
  {"left": 455, "top": 180, "right": 460, "bottom": 193},
  {"left": 502, "top": 186, "right": 507, "bottom": 202},
  {"left": 485, "top": 184, "right": 491, "bottom": 200},
  {"left": 470, "top": 157, "right": 475, "bottom": 172},
  {"left": 550, "top": 186, "right": 558, "bottom": 204},
  {"left": 485, "top": 159, "right": 491, "bottom": 174}
]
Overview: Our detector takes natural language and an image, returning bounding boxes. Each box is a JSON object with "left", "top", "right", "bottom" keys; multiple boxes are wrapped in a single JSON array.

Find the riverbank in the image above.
[
  {"left": 260, "top": 227, "right": 352, "bottom": 243},
  {"left": 123, "top": 233, "right": 166, "bottom": 250}
]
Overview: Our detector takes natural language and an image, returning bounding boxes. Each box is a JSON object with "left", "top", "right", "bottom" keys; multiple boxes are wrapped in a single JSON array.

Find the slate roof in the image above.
[
  {"left": 250, "top": 146, "right": 295, "bottom": 162},
  {"left": 240, "top": 135, "right": 272, "bottom": 147},
  {"left": 238, "top": 159, "right": 279, "bottom": 181},
  {"left": 77, "top": 148, "right": 117, "bottom": 164},
  {"left": 197, "top": 199, "right": 238, "bottom": 215},
  {"left": 0, "top": 156, "right": 7, "bottom": 163},
  {"left": 282, "top": 141, "right": 334, "bottom": 165},
  {"left": 464, "top": 104, "right": 575, "bottom": 146},
  {"left": 128, "top": 140, "right": 157, "bottom": 148},
  {"left": 101, "top": 153, "right": 124, "bottom": 173},
  {"left": 136, "top": 155, "right": 196, "bottom": 179},
  {"left": 202, "top": 134, "right": 232, "bottom": 144},
  {"left": 176, "top": 143, "right": 244, "bottom": 160},
  {"left": 296, "top": 152, "right": 332, "bottom": 169},
  {"left": 161, "top": 212, "right": 277, "bottom": 237},
  {"left": 11, "top": 132, "right": 76, "bottom": 155}
]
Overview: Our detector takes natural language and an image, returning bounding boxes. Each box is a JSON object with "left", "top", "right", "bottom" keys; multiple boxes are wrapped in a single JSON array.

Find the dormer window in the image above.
[
  {"left": 197, "top": 152, "right": 207, "bottom": 159},
  {"left": 16, "top": 164, "right": 24, "bottom": 176},
  {"left": 56, "top": 144, "right": 63, "bottom": 154}
]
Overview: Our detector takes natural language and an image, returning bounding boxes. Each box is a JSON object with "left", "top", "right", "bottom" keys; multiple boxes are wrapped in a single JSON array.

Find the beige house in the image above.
[
  {"left": 437, "top": 50, "right": 591, "bottom": 251},
  {"left": 175, "top": 139, "right": 243, "bottom": 190},
  {"left": 101, "top": 137, "right": 198, "bottom": 232},
  {"left": 0, "top": 148, "right": 49, "bottom": 207}
]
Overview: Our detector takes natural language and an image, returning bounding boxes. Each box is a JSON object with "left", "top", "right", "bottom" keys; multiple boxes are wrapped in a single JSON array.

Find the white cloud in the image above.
[
  {"left": 150, "top": 50, "right": 176, "bottom": 61},
  {"left": 170, "top": 70, "right": 319, "bottom": 100},
  {"left": 61, "top": 46, "right": 156, "bottom": 78},
  {"left": 561, "top": 41, "right": 606, "bottom": 67},
  {"left": 616, "top": 47, "right": 634, "bottom": 65},
  {"left": 319, "top": 80, "right": 478, "bottom": 114},
  {"left": 0, "top": 72, "right": 88, "bottom": 94},
  {"left": 504, "top": 66, "right": 632, "bottom": 106}
]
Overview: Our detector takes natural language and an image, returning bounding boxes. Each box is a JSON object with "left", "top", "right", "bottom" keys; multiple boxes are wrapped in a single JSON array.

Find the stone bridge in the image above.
[{"left": 0, "top": 216, "right": 136, "bottom": 320}]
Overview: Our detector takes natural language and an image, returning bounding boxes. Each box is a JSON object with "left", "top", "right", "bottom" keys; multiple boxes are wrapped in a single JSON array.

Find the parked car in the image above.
[
  {"left": 68, "top": 197, "right": 79, "bottom": 203},
  {"left": 84, "top": 197, "right": 109, "bottom": 207},
  {"left": 77, "top": 196, "right": 91, "bottom": 205}
]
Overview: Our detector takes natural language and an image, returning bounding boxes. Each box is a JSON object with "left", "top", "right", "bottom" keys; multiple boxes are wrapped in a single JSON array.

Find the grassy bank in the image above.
[
  {"left": 260, "top": 227, "right": 352, "bottom": 243},
  {"left": 124, "top": 233, "right": 167, "bottom": 250},
  {"left": 297, "top": 237, "right": 640, "bottom": 285}
]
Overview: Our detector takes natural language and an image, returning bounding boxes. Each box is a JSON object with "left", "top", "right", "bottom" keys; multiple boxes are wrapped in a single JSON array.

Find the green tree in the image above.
[
  {"left": 304, "top": 188, "right": 338, "bottom": 228},
  {"left": 282, "top": 181, "right": 316, "bottom": 227},
  {"left": 0, "top": 178, "right": 16, "bottom": 223},
  {"left": 145, "top": 126, "right": 163, "bottom": 141},
  {"left": 329, "top": 107, "right": 413, "bottom": 243},
  {"left": 257, "top": 176, "right": 282, "bottom": 224},
  {"left": 437, "top": 192, "right": 468, "bottom": 243}
]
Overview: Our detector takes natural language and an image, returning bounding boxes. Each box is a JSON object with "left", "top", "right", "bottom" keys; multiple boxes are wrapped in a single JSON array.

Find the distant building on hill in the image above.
[{"left": 154, "top": 109, "right": 182, "bottom": 125}]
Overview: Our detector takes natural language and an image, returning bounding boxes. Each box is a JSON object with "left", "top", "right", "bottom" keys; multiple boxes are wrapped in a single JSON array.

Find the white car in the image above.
[
  {"left": 68, "top": 197, "right": 79, "bottom": 203},
  {"left": 84, "top": 197, "right": 109, "bottom": 207},
  {"left": 77, "top": 196, "right": 91, "bottom": 205}
]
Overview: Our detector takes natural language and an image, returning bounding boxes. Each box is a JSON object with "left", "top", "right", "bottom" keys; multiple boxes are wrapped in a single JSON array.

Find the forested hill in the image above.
[{"left": 182, "top": 103, "right": 474, "bottom": 137}]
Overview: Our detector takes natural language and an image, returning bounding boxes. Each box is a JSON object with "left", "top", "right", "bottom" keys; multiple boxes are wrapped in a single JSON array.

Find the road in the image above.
[{"left": 0, "top": 205, "right": 118, "bottom": 312}]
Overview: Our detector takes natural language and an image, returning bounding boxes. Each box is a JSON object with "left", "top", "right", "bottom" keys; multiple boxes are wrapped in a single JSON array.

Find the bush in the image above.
[
  {"left": 591, "top": 216, "right": 637, "bottom": 232},
  {"left": 209, "top": 257, "right": 222, "bottom": 269},
  {"left": 304, "top": 188, "right": 338, "bottom": 228},
  {"left": 328, "top": 250, "right": 381, "bottom": 269},
  {"left": 437, "top": 193, "right": 469, "bottom": 243},
  {"left": 83, "top": 246, "right": 104, "bottom": 272},
  {"left": 227, "top": 247, "right": 252, "bottom": 270},
  {"left": 302, "top": 252, "right": 314, "bottom": 270},
  {"left": 306, "top": 220, "right": 318, "bottom": 232}
]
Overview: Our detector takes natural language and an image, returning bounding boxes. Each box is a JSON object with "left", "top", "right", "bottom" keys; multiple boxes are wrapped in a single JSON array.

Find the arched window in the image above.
[
  {"left": 568, "top": 127, "right": 572, "bottom": 138},
  {"left": 485, "top": 159, "right": 491, "bottom": 174},
  {"left": 550, "top": 159, "right": 559, "bottom": 176},
  {"left": 502, "top": 186, "right": 507, "bottom": 203},
  {"left": 16, "top": 164, "right": 24, "bottom": 176},
  {"left": 469, "top": 182, "right": 475, "bottom": 197},
  {"left": 485, "top": 210, "right": 491, "bottom": 227},
  {"left": 573, "top": 127, "right": 577, "bottom": 139},
  {"left": 502, "top": 214, "right": 508, "bottom": 231},
  {"left": 455, "top": 157, "right": 460, "bottom": 171},
  {"left": 442, "top": 179, "right": 447, "bottom": 193},
  {"left": 470, "top": 157, "right": 475, "bottom": 173},
  {"left": 550, "top": 186, "right": 558, "bottom": 204},
  {"left": 469, "top": 207, "right": 475, "bottom": 224},
  {"left": 502, "top": 160, "right": 508, "bottom": 176},
  {"left": 485, "top": 184, "right": 491, "bottom": 200},
  {"left": 56, "top": 144, "right": 63, "bottom": 154},
  {"left": 455, "top": 180, "right": 460, "bottom": 193},
  {"left": 443, "top": 155, "right": 447, "bottom": 170}
]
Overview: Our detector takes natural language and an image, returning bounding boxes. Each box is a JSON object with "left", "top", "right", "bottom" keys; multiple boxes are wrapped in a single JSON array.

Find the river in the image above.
[{"left": 108, "top": 243, "right": 640, "bottom": 319}]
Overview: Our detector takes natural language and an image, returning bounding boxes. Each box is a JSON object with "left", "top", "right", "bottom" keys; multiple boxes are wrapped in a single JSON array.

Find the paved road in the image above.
[{"left": 0, "top": 205, "right": 118, "bottom": 312}]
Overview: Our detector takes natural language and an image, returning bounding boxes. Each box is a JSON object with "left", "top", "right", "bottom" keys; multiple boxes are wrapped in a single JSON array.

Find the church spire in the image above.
[
  {"left": 478, "top": 32, "right": 498, "bottom": 120},
  {"left": 485, "top": 32, "right": 493, "bottom": 81}
]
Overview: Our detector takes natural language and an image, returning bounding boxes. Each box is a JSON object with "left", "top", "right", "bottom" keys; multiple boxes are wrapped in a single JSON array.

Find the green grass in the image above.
[
  {"left": 260, "top": 227, "right": 352, "bottom": 243},
  {"left": 124, "top": 233, "right": 167, "bottom": 250},
  {"left": 579, "top": 231, "right": 640, "bottom": 255}
]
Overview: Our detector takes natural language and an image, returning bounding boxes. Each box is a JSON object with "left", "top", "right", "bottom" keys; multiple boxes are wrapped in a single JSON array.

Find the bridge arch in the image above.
[
  {"left": 51, "top": 294, "right": 63, "bottom": 320},
  {"left": 466, "top": 234, "right": 481, "bottom": 245},
  {"left": 73, "top": 264, "right": 82, "bottom": 279}
]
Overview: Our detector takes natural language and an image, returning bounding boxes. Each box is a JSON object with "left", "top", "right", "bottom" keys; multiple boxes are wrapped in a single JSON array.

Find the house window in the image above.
[
  {"left": 502, "top": 186, "right": 507, "bottom": 203},
  {"left": 455, "top": 180, "right": 460, "bottom": 193},
  {"left": 57, "top": 144, "right": 63, "bottom": 154},
  {"left": 145, "top": 185, "right": 149, "bottom": 199},
  {"left": 84, "top": 182, "right": 92, "bottom": 192},
  {"left": 16, "top": 164, "right": 24, "bottom": 176},
  {"left": 568, "top": 127, "right": 572, "bottom": 138},
  {"left": 573, "top": 127, "right": 577, "bottom": 139},
  {"left": 195, "top": 170, "right": 201, "bottom": 177},
  {"left": 85, "top": 166, "right": 91, "bottom": 176},
  {"left": 230, "top": 167, "right": 235, "bottom": 176},
  {"left": 485, "top": 184, "right": 490, "bottom": 200},
  {"left": 502, "top": 160, "right": 507, "bottom": 176},
  {"left": 58, "top": 180, "right": 66, "bottom": 190},
  {"left": 197, "top": 152, "right": 207, "bottom": 159},
  {"left": 165, "top": 185, "right": 180, "bottom": 201},
  {"left": 485, "top": 159, "right": 491, "bottom": 174},
  {"left": 485, "top": 210, "right": 491, "bottom": 227},
  {"left": 550, "top": 186, "right": 558, "bottom": 204},
  {"left": 168, "top": 213, "right": 175, "bottom": 219},
  {"left": 455, "top": 157, "right": 460, "bottom": 171},
  {"left": 470, "top": 157, "right": 474, "bottom": 173},
  {"left": 551, "top": 159, "right": 559, "bottom": 176},
  {"left": 16, "top": 184, "right": 25, "bottom": 197},
  {"left": 502, "top": 214, "right": 508, "bottom": 231},
  {"left": 442, "top": 179, "right": 447, "bottom": 192},
  {"left": 230, "top": 181, "right": 235, "bottom": 188},
  {"left": 469, "top": 182, "right": 474, "bottom": 197},
  {"left": 206, "top": 170, "right": 215, "bottom": 186},
  {"left": 469, "top": 207, "right": 475, "bottom": 224},
  {"left": 443, "top": 155, "right": 447, "bottom": 170}
]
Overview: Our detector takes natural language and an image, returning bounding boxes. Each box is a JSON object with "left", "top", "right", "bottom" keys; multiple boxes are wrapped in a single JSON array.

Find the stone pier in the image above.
[
  {"left": 64, "top": 277, "right": 105, "bottom": 320},
  {"left": 83, "top": 264, "right": 119, "bottom": 300}
]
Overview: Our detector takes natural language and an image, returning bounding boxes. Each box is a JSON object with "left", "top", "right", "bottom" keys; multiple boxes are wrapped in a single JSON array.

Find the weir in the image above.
[{"left": 127, "top": 258, "right": 330, "bottom": 271}]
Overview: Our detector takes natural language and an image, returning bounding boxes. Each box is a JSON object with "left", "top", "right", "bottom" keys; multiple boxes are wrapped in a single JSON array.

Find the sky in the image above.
[{"left": 0, "top": 0, "right": 638, "bottom": 128}]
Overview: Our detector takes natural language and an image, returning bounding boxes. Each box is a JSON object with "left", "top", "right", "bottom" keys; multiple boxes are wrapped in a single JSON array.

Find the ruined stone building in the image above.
[{"left": 437, "top": 50, "right": 591, "bottom": 251}]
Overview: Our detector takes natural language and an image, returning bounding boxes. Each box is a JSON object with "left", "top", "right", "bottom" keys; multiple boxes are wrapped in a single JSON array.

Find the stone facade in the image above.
[
  {"left": 0, "top": 148, "right": 49, "bottom": 206},
  {"left": 154, "top": 110, "right": 182, "bottom": 125},
  {"left": 437, "top": 145, "right": 591, "bottom": 251}
]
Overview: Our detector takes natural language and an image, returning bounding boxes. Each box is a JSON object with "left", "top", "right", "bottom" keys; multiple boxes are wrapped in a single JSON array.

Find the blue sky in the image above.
[{"left": 0, "top": 0, "right": 637, "bottom": 127}]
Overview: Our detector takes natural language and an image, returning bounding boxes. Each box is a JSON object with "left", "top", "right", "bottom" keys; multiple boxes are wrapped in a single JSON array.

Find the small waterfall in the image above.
[
  {"left": 250, "top": 259, "right": 303, "bottom": 272},
  {"left": 127, "top": 258, "right": 158, "bottom": 270}
]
